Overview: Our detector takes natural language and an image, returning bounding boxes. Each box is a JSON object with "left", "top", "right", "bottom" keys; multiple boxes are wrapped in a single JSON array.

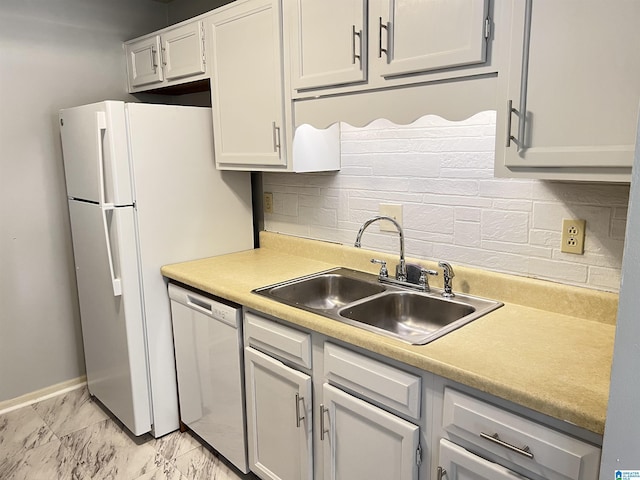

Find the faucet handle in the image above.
[
  {"left": 418, "top": 268, "right": 438, "bottom": 292},
  {"left": 438, "top": 261, "right": 455, "bottom": 297},
  {"left": 371, "top": 258, "right": 389, "bottom": 278}
]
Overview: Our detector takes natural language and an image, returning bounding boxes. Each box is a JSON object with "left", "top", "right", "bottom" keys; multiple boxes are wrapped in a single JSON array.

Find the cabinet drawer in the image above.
[
  {"left": 244, "top": 312, "right": 311, "bottom": 370},
  {"left": 442, "top": 388, "right": 600, "bottom": 480},
  {"left": 324, "top": 343, "right": 421, "bottom": 419}
]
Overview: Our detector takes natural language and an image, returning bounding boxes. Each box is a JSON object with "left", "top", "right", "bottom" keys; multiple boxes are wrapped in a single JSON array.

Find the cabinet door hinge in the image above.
[
  {"left": 416, "top": 443, "right": 423, "bottom": 466},
  {"left": 484, "top": 17, "right": 492, "bottom": 39}
]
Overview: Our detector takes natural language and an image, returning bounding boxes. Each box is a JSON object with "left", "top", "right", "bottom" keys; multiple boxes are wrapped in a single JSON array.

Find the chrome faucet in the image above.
[
  {"left": 354, "top": 215, "right": 407, "bottom": 281},
  {"left": 438, "top": 261, "right": 455, "bottom": 297}
]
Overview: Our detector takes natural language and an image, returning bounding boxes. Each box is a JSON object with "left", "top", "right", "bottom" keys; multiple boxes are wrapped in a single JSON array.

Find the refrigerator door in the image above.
[
  {"left": 67, "top": 199, "right": 151, "bottom": 435},
  {"left": 60, "top": 101, "right": 133, "bottom": 205},
  {"left": 125, "top": 103, "right": 254, "bottom": 437}
]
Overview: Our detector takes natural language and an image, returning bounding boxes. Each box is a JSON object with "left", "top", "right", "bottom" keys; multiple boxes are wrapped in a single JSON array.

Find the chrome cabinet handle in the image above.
[
  {"left": 272, "top": 122, "right": 281, "bottom": 156},
  {"left": 509, "top": 0, "right": 533, "bottom": 153},
  {"left": 320, "top": 404, "right": 328, "bottom": 440},
  {"left": 351, "top": 25, "right": 362, "bottom": 65},
  {"left": 378, "top": 17, "right": 389, "bottom": 58},
  {"left": 151, "top": 46, "right": 158, "bottom": 72},
  {"left": 295, "top": 393, "right": 304, "bottom": 428},
  {"left": 480, "top": 432, "right": 534, "bottom": 459},
  {"left": 506, "top": 99, "right": 515, "bottom": 148},
  {"left": 437, "top": 466, "right": 447, "bottom": 480},
  {"left": 161, "top": 46, "right": 167, "bottom": 67}
]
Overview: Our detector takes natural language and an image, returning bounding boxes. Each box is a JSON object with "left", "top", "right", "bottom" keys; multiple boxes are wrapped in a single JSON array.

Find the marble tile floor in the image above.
[{"left": 0, "top": 386, "right": 258, "bottom": 480}]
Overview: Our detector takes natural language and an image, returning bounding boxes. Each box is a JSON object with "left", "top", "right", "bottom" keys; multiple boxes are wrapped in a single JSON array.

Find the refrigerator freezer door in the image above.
[
  {"left": 68, "top": 200, "right": 151, "bottom": 435},
  {"left": 60, "top": 101, "right": 133, "bottom": 205}
]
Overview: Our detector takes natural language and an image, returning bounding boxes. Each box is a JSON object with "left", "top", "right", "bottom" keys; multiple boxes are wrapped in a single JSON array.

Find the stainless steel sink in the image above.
[
  {"left": 253, "top": 267, "right": 502, "bottom": 345},
  {"left": 266, "top": 272, "right": 386, "bottom": 310}
]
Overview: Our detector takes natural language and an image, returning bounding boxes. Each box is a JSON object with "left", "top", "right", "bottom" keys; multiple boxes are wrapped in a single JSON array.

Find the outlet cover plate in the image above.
[
  {"left": 264, "top": 192, "right": 274, "bottom": 214},
  {"left": 561, "top": 218, "right": 586, "bottom": 254},
  {"left": 378, "top": 204, "right": 403, "bottom": 232}
]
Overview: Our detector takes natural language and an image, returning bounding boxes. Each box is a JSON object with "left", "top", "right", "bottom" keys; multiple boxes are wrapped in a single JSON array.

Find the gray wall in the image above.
[
  {"left": 167, "top": 0, "right": 232, "bottom": 24},
  {"left": 600, "top": 118, "right": 640, "bottom": 474},
  {"left": 0, "top": 0, "right": 168, "bottom": 402}
]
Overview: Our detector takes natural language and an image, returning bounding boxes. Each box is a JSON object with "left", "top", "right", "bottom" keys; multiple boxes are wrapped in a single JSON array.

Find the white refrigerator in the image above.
[{"left": 59, "top": 101, "right": 254, "bottom": 438}]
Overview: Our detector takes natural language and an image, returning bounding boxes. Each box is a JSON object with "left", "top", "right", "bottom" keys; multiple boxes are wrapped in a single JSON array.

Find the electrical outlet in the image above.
[
  {"left": 561, "top": 218, "right": 586, "bottom": 254},
  {"left": 264, "top": 192, "right": 274, "bottom": 214},
  {"left": 378, "top": 204, "right": 403, "bottom": 232}
]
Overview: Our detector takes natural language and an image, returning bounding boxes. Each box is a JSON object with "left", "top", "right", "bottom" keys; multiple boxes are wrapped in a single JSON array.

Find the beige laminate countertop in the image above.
[{"left": 162, "top": 232, "right": 617, "bottom": 436}]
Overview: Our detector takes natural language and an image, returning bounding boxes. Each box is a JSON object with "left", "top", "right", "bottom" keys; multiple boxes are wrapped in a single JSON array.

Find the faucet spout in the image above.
[{"left": 354, "top": 216, "right": 406, "bottom": 281}]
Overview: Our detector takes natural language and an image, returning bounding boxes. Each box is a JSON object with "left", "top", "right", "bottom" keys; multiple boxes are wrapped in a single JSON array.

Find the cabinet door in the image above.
[
  {"left": 207, "top": 0, "right": 287, "bottom": 169},
  {"left": 497, "top": 0, "right": 640, "bottom": 177},
  {"left": 161, "top": 21, "right": 206, "bottom": 81},
  {"left": 289, "top": 0, "right": 367, "bottom": 90},
  {"left": 126, "top": 35, "right": 163, "bottom": 88},
  {"left": 322, "top": 383, "right": 419, "bottom": 480},
  {"left": 438, "top": 439, "right": 532, "bottom": 480},
  {"left": 245, "top": 347, "right": 313, "bottom": 480},
  {"left": 373, "top": 0, "right": 489, "bottom": 78}
]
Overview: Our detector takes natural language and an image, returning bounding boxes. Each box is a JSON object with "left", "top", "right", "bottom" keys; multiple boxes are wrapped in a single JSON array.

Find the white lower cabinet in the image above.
[
  {"left": 321, "top": 383, "right": 420, "bottom": 480},
  {"left": 241, "top": 312, "right": 601, "bottom": 480},
  {"left": 244, "top": 347, "right": 313, "bottom": 480},
  {"left": 440, "top": 388, "right": 601, "bottom": 480},
  {"left": 438, "top": 438, "right": 531, "bottom": 480}
]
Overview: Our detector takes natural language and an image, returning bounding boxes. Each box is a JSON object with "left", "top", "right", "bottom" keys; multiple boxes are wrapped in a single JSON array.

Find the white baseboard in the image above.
[{"left": 0, "top": 376, "right": 87, "bottom": 415}]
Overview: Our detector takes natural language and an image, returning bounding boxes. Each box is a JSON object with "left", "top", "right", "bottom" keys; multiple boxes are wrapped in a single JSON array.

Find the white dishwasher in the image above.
[{"left": 168, "top": 283, "right": 249, "bottom": 473}]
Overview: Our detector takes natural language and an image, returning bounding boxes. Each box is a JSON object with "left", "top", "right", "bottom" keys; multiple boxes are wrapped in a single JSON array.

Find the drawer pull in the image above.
[
  {"left": 437, "top": 466, "right": 447, "bottom": 480},
  {"left": 480, "top": 432, "right": 534, "bottom": 459}
]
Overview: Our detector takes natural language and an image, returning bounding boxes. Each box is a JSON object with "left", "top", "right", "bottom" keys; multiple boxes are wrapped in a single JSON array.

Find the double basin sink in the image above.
[{"left": 253, "top": 267, "right": 503, "bottom": 345}]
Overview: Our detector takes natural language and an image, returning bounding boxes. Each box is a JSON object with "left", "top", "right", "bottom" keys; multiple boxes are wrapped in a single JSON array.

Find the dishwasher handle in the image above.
[
  {"left": 168, "top": 283, "right": 240, "bottom": 328},
  {"left": 186, "top": 294, "right": 214, "bottom": 316}
]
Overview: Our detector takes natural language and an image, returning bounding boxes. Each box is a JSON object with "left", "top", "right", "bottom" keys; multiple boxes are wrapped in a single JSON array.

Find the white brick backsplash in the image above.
[
  {"left": 588, "top": 266, "right": 622, "bottom": 291},
  {"left": 481, "top": 210, "right": 529, "bottom": 243},
  {"left": 455, "top": 207, "right": 481, "bottom": 222},
  {"left": 440, "top": 152, "right": 495, "bottom": 169},
  {"left": 528, "top": 258, "right": 589, "bottom": 284},
  {"left": 611, "top": 218, "right": 627, "bottom": 240},
  {"left": 455, "top": 221, "right": 481, "bottom": 247},
  {"left": 298, "top": 206, "right": 337, "bottom": 227},
  {"left": 479, "top": 179, "right": 534, "bottom": 199},
  {"left": 272, "top": 192, "right": 298, "bottom": 216},
  {"left": 529, "top": 229, "right": 561, "bottom": 247},
  {"left": 410, "top": 178, "right": 479, "bottom": 196},
  {"left": 263, "top": 111, "right": 627, "bottom": 292},
  {"left": 372, "top": 155, "right": 441, "bottom": 177},
  {"left": 481, "top": 240, "right": 552, "bottom": 259},
  {"left": 491, "top": 199, "right": 533, "bottom": 212},
  {"left": 404, "top": 203, "right": 455, "bottom": 234}
]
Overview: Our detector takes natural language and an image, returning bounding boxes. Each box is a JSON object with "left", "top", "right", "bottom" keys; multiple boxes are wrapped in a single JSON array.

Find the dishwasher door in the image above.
[{"left": 169, "top": 283, "right": 249, "bottom": 473}]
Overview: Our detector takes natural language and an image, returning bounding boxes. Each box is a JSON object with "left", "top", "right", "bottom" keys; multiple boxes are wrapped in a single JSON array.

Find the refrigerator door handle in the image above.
[
  {"left": 96, "top": 111, "right": 122, "bottom": 297},
  {"left": 101, "top": 203, "right": 122, "bottom": 297}
]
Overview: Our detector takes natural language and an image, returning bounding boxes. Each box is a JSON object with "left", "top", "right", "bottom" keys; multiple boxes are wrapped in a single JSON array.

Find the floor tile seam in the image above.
[{"left": 28, "top": 403, "right": 63, "bottom": 444}]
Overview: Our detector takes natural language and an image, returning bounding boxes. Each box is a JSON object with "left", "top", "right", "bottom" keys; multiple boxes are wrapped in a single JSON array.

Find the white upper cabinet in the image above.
[
  {"left": 374, "top": 0, "right": 489, "bottom": 78},
  {"left": 161, "top": 22, "right": 206, "bottom": 82},
  {"left": 207, "top": 0, "right": 287, "bottom": 169},
  {"left": 495, "top": 0, "right": 640, "bottom": 181},
  {"left": 290, "top": 0, "right": 367, "bottom": 90},
  {"left": 287, "top": 0, "right": 491, "bottom": 94},
  {"left": 126, "top": 36, "right": 163, "bottom": 89},
  {"left": 125, "top": 20, "right": 207, "bottom": 93}
]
